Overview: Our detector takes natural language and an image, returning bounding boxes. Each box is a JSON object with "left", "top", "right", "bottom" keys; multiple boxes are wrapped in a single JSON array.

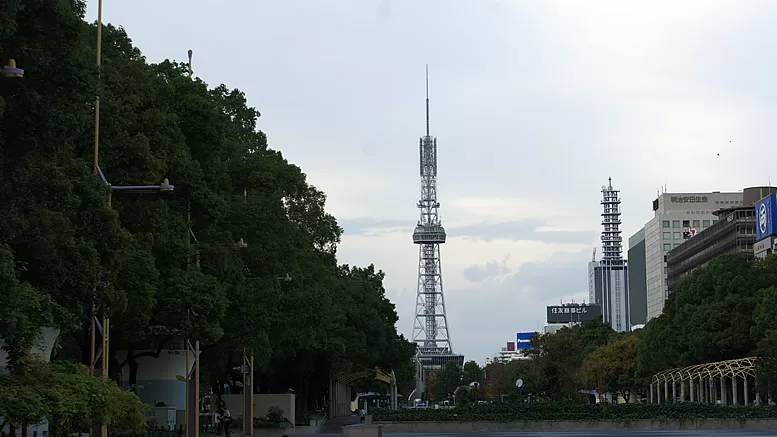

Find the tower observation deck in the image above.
[{"left": 411, "top": 67, "right": 463, "bottom": 397}]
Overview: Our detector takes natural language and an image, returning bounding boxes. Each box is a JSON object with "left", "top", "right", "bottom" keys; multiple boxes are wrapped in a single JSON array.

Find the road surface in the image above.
[{"left": 381, "top": 432, "right": 777, "bottom": 437}]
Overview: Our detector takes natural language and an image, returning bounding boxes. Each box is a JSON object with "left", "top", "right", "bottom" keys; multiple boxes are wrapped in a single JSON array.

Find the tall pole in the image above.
[
  {"left": 250, "top": 352, "right": 254, "bottom": 436},
  {"left": 242, "top": 343, "right": 248, "bottom": 434},
  {"left": 89, "top": 304, "right": 96, "bottom": 376},
  {"left": 101, "top": 317, "right": 110, "bottom": 437},
  {"left": 93, "top": 0, "right": 103, "bottom": 175},
  {"left": 186, "top": 50, "right": 200, "bottom": 437},
  {"left": 185, "top": 340, "right": 190, "bottom": 437},
  {"left": 195, "top": 341, "right": 200, "bottom": 437},
  {"left": 91, "top": 4, "right": 104, "bottom": 437}
]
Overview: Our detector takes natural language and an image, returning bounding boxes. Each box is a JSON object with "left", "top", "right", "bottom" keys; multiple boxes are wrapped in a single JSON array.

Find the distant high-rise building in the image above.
[
  {"left": 588, "top": 178, "right": 629, "bottom": 332},
  {"left": 643, "top": 190, "right": 743, "bottom": 321},
  {"left": 627, "top": 228, "right": 647, "bottom": 327}
]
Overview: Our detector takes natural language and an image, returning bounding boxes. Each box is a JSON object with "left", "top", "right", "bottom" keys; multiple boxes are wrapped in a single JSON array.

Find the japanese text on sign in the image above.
[
  {"left": 550, "top": 306, "right": 588, "bottom": 314},
  {"left": 670, "top": 196, "right": 708, "bottom": 203}
]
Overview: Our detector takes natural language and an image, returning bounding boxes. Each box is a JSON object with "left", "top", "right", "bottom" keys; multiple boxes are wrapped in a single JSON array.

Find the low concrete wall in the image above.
[
  {"left": 252, "top": 420, "right": 323, "bottom": 435},
  {"left": 376, "top": 419, "right": 777, "bottom": 432},
  {"left": 342, "top": 424, "right": 383, "bottom": 437},
  {"left": 222, "top": 393, "right": 296, "bottom": 424}
]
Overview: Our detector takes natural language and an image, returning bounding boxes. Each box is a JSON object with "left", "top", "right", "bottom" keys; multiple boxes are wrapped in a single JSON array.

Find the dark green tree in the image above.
[
  {"left": 435, "top": 361, "right": 462, "bottom": 401},
  {"left": 462, "top": 360, "right": 484, "bottom": 386}
]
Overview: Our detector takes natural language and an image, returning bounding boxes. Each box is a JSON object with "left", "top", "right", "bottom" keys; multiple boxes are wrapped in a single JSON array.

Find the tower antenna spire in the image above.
[{"left": 425, "top": 64, "right": 430, "bottom": 137}]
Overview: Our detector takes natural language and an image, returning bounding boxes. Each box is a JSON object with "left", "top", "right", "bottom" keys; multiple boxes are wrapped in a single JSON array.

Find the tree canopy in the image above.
[
  {"left": 471, "top": 254, "right": 777, "bottom": 404},
  {"left": 0, "top": 0, "right": 414, "bottom": 428}
]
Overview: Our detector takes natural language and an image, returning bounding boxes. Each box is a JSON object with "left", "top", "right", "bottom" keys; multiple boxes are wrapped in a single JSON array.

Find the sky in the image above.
[{"left": 84, "top": 0, "right": 777, "bottom": 364}]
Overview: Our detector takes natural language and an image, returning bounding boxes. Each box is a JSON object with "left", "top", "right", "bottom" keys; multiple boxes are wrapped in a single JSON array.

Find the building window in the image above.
[
  {"left": 663, "top": 232, "right": 671, "bottom": 240},
  {"left": 693, "top": 220, "right": 700, "bottom": 228},
  {"left": 663, "top": 243, "right": 672, "bottom": 251},
  {"left": 663, "top": 220, "right": 671, "bottom": 228},
  {"left": 683, "top": 220, "right": 690, "bottom": 227},
  {"left": 672, "top": 220, "right": 681, "bottom": 228},
  {"left": 703, "top": 220, "right": 710, "bottom": 227},
  {"left": 673, "top": 232, "right": 681, "bottom": 240}
]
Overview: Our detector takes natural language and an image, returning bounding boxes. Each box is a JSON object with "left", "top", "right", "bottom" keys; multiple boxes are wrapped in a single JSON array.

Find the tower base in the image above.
[{"left": 414, "top": 353, "right": 464, "bottom": 401}]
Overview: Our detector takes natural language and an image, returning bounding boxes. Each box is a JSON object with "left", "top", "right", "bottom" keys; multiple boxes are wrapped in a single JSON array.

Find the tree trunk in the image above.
[
  {"left": 78, "top": 328, "right": 91, "bottom": 367},
  {"left": 302, "top": 374, "right": 312, "bottom": 412},
  {"left": 127, "top": 343, "right": 140, "bottom": 391},
  {"left": 20, "top": 422, "right": 27, "bottom": 437}
]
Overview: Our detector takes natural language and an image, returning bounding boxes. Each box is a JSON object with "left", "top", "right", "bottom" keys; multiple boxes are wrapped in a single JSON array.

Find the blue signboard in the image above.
[
  {"left": 516, "top": 331, "right": 536, "bottom": 342},
  {"left": 516, "top": 342, "right": 533, "bottom": 349},
  {"left": 756, "top": 194, "right": 777, "bottom": 241}
]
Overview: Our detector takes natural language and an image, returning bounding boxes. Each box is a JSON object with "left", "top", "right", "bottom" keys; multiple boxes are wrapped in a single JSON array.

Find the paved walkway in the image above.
[{"left": 318, "top": 415, "right": 360, "bottom": 434}]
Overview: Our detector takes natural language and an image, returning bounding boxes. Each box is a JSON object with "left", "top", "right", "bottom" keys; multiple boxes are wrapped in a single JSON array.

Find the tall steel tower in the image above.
[
  {"left": 412, "top": 66, "right": 452, "bottom": 356},
  {"left": 590, "top": 177, "right": 629, "bottom": 332},
  {"left": 601, "top": 177, "right": 623, "bottom": 262},
  {"left": 410, "top": 67, "right": 463, "bottom": 400}
]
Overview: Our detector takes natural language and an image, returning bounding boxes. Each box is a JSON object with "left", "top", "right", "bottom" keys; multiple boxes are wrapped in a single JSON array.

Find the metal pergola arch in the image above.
[
  {"left": 651, "top": 356, "right": 760, "bottom": 385},
  {"left": 334, "top": 368, "right": 396, "bottom": 386}
]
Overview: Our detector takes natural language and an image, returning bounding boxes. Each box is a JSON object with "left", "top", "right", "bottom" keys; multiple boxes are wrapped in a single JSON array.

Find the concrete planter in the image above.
[{"left": 252, "top": 426, "right": 314, "bottom": 435}]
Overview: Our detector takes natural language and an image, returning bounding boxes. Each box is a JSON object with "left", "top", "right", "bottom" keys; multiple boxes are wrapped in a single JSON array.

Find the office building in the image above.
[
  {"left": 588, "top": 179, "right": 629, "bottom": 332},
  {"left": 644, "top": 190, "right": 743, "bottom": 321},
  {"left": 627, "top": 228, "right": 647, "bottom": 327},
  {"left": 666, "top": 187, "right": 776, "bottom": 291}
]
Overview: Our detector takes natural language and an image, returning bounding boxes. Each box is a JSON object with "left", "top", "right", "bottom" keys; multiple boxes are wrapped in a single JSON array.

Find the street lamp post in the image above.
[
  {"left": 0, "top": 59, "right": 24, "bottom": 99},
  {"left": 0, "top": 59, "right": 24, "bottom": 79},
  {"left": 89, "top": 165, "right": 173, "bottom": 437},
  {"left": 241, "top": 273, "right": 291, "bottom": 436}
]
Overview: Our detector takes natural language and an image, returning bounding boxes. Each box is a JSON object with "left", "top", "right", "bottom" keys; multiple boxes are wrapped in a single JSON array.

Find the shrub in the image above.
[
  {"left": 373, "top": 402, "right": 777, "bottom": 424},
  {"left": 267, "top": 405, "right": 284, "bottom": 423}
]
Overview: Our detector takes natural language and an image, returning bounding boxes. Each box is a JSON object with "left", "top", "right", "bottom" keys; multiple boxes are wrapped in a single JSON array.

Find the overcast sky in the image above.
[{"left": 85, "top": 0, "right": 777, "bottom": 364}]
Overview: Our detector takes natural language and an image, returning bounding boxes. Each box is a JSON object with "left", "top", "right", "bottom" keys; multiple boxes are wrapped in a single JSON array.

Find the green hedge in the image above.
[{"left": 372, "top": 402, "right": 777, "bottom": 423}]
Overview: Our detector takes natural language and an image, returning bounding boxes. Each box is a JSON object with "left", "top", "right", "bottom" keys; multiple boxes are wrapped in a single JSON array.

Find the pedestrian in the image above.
[{"left": 217, "top": 402, "right": 231, "bottom": 437}]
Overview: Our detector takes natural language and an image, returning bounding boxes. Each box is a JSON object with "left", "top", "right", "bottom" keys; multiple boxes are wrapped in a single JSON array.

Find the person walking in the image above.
[{"left": 218, "top": 402, "right": 232, "bottom": 437}]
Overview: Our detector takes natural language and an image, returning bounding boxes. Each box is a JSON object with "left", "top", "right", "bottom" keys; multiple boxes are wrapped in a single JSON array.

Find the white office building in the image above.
[{"left": 644, "top": 191, "right": 743, "bottom": 320}]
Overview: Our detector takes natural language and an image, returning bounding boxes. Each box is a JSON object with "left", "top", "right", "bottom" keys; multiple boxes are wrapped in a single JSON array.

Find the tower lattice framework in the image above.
[
  {"left": 601, "top": 177, "right": 623, "bottom": 263},
  {"left": 411, "top": 67, "right": 453, "bottom": 356}
]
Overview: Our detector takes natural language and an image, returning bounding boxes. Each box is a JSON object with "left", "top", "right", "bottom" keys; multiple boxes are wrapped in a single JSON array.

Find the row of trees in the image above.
[
  {"left": 434, "top": 254, "right": 777, "bottom": 404},
  {"left": 0, "top": 0, "right": 415, "bottom": 432}
]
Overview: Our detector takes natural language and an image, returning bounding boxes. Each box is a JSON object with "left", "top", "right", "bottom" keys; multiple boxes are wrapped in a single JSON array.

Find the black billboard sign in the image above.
[{"left": 546, "top": 305, "right": 602, "bottom": 324}]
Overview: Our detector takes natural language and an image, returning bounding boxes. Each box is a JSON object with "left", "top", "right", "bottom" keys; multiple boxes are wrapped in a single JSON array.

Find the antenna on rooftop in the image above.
[{"left": 425, "top": 64, "right": 430, "bottom": 137}]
